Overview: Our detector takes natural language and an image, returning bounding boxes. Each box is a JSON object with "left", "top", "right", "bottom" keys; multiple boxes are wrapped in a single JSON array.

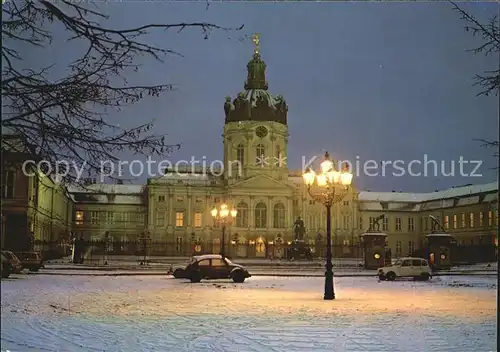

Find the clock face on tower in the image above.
[{"left": 255, "top": 126, "right": 268, "bottom": 138}]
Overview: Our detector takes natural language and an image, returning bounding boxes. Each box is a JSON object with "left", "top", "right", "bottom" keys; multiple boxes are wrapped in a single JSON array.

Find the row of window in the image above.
[
  {"left": 161, "top": 202, "right": 287, "bottom": 228},
  {"left": 442, "top": 211, "right": 497, "bottom": 230},
  {"left": 394, "top": 240, "right": 414, "bottom": 257},
  {"left": 365, "top": 210, "right": 498, "bottom": 233},
  {"left": 75, "top": 211, "right": 145, "bottom": 225}
]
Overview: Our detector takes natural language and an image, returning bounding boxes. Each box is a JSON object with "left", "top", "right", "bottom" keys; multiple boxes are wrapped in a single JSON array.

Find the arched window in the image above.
[
  {"left": 273, "top": 202, "right": 286, "bottom": 228},
  {"left": 255, "top": 202, "right": 267, "bottom": 228},
  {"left": 255, "top": 144, "right": 265, "bottom": 165},
  {"left": 236, "top": 144, "right": 244, "bottom": 165},
  {"left": 236, "top": 202, "right": 248, "bottom": 227}
]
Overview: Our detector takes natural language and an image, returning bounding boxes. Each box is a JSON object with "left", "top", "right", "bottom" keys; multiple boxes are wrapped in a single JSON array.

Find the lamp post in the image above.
[
  {"left": 303, "top": 152, "right": 353, "bottom": 300},
  {"left": 211, "top": 203, "right": 237, "bottom": 258}
]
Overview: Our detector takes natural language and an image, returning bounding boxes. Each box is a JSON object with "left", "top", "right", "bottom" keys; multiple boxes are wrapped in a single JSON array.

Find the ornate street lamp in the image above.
[
  {"left": 211, "top": 203, "right": 237, "bottom": 258},
  {"left": 303, "top": 152, "right": 353, "bottom": 300}
]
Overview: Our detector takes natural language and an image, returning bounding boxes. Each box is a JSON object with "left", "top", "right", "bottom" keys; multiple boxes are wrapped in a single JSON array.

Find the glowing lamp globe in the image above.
[
  {"left": 341, "top": 172, "right": 353, "bottom": 186},
  {"left": 303, "top": 168, "right": 316, "bottom": 186},
  {"left": 210, "top": 208, "right": 218, "bottom": 218}
]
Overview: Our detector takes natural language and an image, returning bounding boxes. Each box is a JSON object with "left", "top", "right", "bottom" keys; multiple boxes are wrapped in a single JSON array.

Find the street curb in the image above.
[{"left": 26, "top": 271, "right": 498, "bottom": 277}]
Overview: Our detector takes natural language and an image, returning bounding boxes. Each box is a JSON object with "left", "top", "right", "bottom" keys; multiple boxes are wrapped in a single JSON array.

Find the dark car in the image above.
[
  {"left": 1, "top": 252, "right": 12, "bottom": 278},
  {"left": 14, "top": 251, "right": 44, "bottom": 272},
  {"left": 1, "top": 251, "right": 23, "bottom": 274},
  {"left": 179, "top": 254, "right": 251, "bottom": 283}
]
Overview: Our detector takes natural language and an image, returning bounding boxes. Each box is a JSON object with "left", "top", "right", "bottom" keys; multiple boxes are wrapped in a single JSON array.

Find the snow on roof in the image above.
[
  {"left": 68, "top": 183, "right": 144, "bottom": 194},
  {"left": 193, "top": 254, "right": 222, "bottom": 260},
  {"left": 425, "top": 233, "right": 452, "bottom": 237},
  {"left": 358, "top": 182, "right": 498, "bottom": 203}
]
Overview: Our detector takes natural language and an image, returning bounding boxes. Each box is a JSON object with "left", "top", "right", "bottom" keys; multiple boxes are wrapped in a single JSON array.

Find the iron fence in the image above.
[{"left": 3, "top": 240, "right": 496, "bottom": 265}]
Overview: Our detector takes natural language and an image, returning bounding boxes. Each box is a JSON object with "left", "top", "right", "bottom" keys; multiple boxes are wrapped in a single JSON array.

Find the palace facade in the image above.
[
  {"left": 2, "top": 40, "right": 498, "bottom": 260},
  {"left": 67, "top": 43, "right": 499, "bottom": 258}
]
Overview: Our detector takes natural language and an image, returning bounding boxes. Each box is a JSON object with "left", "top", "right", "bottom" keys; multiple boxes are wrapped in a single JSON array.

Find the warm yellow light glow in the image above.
[
  {"left": 230, "top": 208, "right": 238, "bottom": 218},
  {"left": 210, "top": 207, "right": 218, "bottom": 218},
  {"left": 374, "top": 253, "right": 381, "bottom": 259},
  {"left": 231, "top": 240, "right": 236, "bottom": 244},
  {"left": 220, "top": 203, "right": 228, "bottom": 209},
  {"left": 219, "top": 207, "right": 229, "bottom": 218},
  {"left": 316, "top": 174, "right": 327, "bottom": 187},
  {"left": 268, "top": 241, "right": 274, "bottom": 245},
  {"left": 320, "top": 158, "right": 333, "bottom": 174},
  {"left": 341, "top": 172, "right": 353, "bottom": 186},
  {"left": 76, "top": 211, "right": 83, "bottom": 220},
  {"left": 327, "top": 170, "right": 341, "bottom": 184},
  {"left": 302, "top": 168, "right": 316, "bottom": 186},
  {"left": 440, "top": 254, "right": 446, "bottom": 260}
]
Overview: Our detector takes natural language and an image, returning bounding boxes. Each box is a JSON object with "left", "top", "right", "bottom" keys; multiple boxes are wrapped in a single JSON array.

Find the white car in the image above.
[{"left": 377, "top": 257, "right": 432, "bottom": 281}]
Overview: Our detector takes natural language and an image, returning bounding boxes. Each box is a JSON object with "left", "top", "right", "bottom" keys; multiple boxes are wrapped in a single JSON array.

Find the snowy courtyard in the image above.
[{"left": 1, "top": 274, "right": 497, "bottom": 352}]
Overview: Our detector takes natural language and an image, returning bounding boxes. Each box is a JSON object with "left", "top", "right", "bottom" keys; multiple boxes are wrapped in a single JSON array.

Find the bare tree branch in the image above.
[
  {"left": 451, "top": 1, "right": 499, "bottom": 97},
  {"left": 1, "top": 0, "right": 243, "bottom": 184}
]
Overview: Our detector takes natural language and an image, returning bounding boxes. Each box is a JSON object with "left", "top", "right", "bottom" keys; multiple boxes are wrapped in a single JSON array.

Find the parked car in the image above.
[
  {"left": 1, "top": 251, "right": 23, "bottom": 274},
  {"left": 14, "top": 251, "right": 44, "bottom": 272},
  {"left": 378, "top": 257, "right": 432, "bottom": 281},
  {"left": 178, "top": 254, "right": 251, "bottom": 283},
  {"left": 1, "top": 252, "right": 12, "bottom": 278}
]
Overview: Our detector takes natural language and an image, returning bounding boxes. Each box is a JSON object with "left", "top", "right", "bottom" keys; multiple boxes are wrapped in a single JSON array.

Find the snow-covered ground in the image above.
[{"left": 1, "top": 275, "right": 496, "bottom": 352}]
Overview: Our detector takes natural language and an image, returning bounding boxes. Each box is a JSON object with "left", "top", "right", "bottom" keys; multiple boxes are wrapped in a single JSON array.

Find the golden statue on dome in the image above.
[{"left": 251, "top": 33, "right": 260, "bottom": 55}]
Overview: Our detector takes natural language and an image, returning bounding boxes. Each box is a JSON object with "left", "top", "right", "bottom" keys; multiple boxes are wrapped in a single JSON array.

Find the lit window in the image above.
[
  {"left": 468, "top": 213, "right": 475, "bottom": 228},
  {"left": 479, "top": 212, "right": 484, "bottom": 226},
  {"left": 460, "top": 213, "right": 465, "bottom": 228},
  {"left": 194, "top": 212, "right": 202, "bottom": 228},
  {"left": 488, "top": 211, "right": 493, "bottom": 226},
  {"left": 453, "top": 214, "right": 457, "bottom": 229},
  {"left": 176, "top": 212, "right": 184, "bottom": 227},
  {"left": 443, "top": 215, "right": 449, "bottom": 229},
  {"left": 75, "top": 211, "right": 84, "bottom": 225}
]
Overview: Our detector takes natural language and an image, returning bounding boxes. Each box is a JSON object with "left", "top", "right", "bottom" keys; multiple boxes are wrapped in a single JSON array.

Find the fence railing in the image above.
[{"left": 4, "top": 240, "right": 496, "bottom": 265}]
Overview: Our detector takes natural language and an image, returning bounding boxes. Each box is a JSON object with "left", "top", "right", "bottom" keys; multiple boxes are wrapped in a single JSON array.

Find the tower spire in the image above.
[{"left": 245, "top": 33, "right": 268, "bottom": 90}]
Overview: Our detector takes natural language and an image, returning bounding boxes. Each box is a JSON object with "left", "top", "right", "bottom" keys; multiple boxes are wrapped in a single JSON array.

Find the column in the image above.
[{"left": 267, "top": 196, "right": 272, "bottom": 231}]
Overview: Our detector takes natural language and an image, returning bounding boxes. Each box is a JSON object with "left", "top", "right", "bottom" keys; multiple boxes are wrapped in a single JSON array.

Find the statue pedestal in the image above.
[
  {"left": 361, "top": 232, "right": 388, "bottom": 269},
  {"left": 426, "top": 233, "right": 454, "bottom": 270}
]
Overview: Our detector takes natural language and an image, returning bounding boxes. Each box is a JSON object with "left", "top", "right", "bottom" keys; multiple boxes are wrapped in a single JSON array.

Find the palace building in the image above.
[
  {"left": 67, "top": 38, "right": 498, "bottom": 259},
  {"left": 2, "top": 37, "right": 498, "bottom": 261}
]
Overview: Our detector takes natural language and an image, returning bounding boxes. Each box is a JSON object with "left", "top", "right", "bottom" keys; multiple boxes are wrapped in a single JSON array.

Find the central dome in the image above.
[{"left": 224, "top": 47, "right": 288, "bottom": 125}]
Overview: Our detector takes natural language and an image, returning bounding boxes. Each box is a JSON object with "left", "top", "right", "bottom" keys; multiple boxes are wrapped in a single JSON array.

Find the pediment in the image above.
[{"left": 230, "top": 174, "right": 293, "bottom": 191}]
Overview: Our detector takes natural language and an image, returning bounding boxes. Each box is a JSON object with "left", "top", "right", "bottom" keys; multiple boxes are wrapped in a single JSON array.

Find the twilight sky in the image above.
[{"left": 19, "top": 1, "right": 500, "bottom": 192}]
